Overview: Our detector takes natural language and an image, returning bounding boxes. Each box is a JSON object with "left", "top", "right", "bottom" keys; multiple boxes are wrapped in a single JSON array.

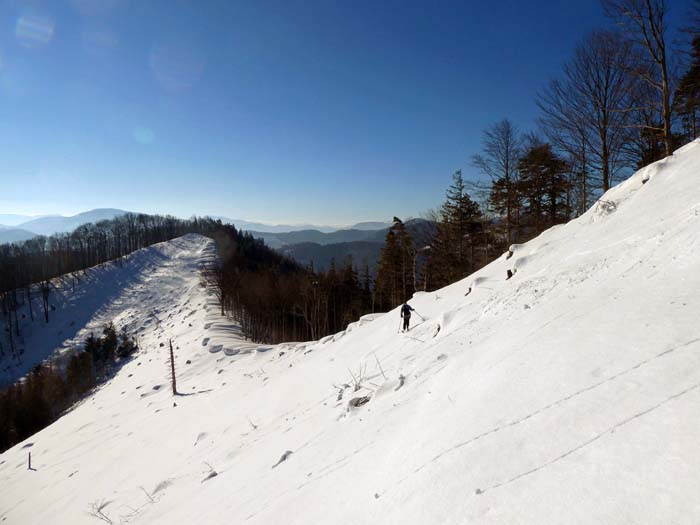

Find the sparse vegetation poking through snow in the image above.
[
  {"left": 347, "top": 364, "right": 368, "bottom": 392},
  {"left": 373, "top": 352, "right": 388, "bottom": 380},
  {"left": 87, "top": 499, "right": 113, "bottom": 524}
]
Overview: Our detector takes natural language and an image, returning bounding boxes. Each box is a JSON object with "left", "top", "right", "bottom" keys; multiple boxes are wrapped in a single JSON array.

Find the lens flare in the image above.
[{"left": 15, "top": 14, "right": 55, "bottom": 48}]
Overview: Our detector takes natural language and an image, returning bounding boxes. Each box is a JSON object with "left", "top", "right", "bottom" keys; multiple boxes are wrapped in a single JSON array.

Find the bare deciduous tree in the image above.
[
  {"left": 603, "top": 0, "right": 674, "bottom": 156},
  {"left": 539, "top": 30, "right": 635, "bottom": 200},
  {"left": 471, "top": 119, "right": 523, "bottom": 244}
]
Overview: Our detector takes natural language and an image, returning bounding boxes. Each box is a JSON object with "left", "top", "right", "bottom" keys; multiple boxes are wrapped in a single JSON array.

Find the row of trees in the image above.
[
  {"left": 0, "top": 323, "right": 138, "bottom": 452},
  {"left": 203, "top": 225, "right": 373, "bottom": 344},
  {"left": 374, "top": 173, "right": 492, "bottom": 305}
]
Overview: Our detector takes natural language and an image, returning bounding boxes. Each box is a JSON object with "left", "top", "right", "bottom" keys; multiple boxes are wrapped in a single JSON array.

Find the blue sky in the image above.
[{"left": 0, "top": 0, "right": 692, "bottom": 225}]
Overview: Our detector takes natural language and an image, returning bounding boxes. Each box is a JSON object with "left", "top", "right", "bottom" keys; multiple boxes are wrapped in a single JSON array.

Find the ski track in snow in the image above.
[
  {"left": 405, "top": 335, "right": 700, "bottom": 485},
  {"left": 481, "top": 380, "right": 700, "bottom": 495}
]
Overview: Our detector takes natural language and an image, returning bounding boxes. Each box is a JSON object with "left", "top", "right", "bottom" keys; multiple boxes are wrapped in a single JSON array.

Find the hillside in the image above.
[
  {"left": 253, "top": 219, "right": 437, "bottom": 273},
  {"left": 2, "top": 140, "right": 700, "bottom": 523},
  {"left": 0, "top": 227, "right": 37, "bottom": 245},
  {"left": 0, "top": 214, "right": 47, "bottom": 227},
  {"left": 280, "top": 241, "right": 383, "bottom": 273},
  {"left": 248, "top": 218, "right": 433, "bottom": 249},
  {"left": 217, "top": 219, "right": 391, "bottom": 234},
  {"left": 14, "top": 209, "right": 129, "bottom": 237}
]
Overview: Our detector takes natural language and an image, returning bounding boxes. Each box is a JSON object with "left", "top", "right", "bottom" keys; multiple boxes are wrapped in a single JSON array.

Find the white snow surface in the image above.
[{"left": 2, "top": 141, "right": 700, "bottom": 523}]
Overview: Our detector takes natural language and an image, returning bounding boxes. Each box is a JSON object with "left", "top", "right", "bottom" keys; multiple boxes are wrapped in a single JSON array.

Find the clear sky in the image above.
[{"left": 0, "top": 0, "right": 693, "bottom": 225}]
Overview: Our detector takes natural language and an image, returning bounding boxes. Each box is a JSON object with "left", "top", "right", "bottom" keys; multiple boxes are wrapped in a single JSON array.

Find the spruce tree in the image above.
[
  {"left": 375, "top": 218, "right": 415, "bottom": 309},
  {"left": 675, "top": 36, "right": 700, "bottom": 141},
  {"left": 428, "top": 171, "right": 483, "bottom": 288},
  {"left": 517, "top": 142, "right": 569, "bottom": 234}
]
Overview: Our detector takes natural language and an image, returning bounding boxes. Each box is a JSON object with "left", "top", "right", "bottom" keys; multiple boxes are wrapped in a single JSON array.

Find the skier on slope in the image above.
[{"left": 400, "top": 302, "right": 415, "bottom": 332}]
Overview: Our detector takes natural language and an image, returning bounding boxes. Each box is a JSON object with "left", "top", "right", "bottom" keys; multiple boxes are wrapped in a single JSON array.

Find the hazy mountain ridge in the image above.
[
  {"left": 281, "top": 241, "right": 383, "bottom": 273},
  {"left": 0, "top": 214, "right": 54, "bottom": 226},
  {"left": 216, "top": 217, "right": 392, "bottom": 234},
  {"left": 0, "top": 227, "right": 38, "bottom": 244},
  {"left": 14, "top": 208, "right": 130, "bottom": 236},
  {"left": 276, "top": 219, "right": 438, "bottom": 273},
  {"left": 1, "top": 210, "right": 393, "bottom": 246}
]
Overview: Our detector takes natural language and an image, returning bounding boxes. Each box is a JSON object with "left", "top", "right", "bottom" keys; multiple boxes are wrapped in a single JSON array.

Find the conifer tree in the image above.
[
  {"left": 375, "top": 218, "right": 415, "bottom": 309},
  {"left": 674, "top": 36, "right": 700, "bottom": 141},
  {"left": 428, "top": 171, "right": 483, "bottom": 288},
  {"left": 517, "top": 142, "right": 570, "bottom": 234}
]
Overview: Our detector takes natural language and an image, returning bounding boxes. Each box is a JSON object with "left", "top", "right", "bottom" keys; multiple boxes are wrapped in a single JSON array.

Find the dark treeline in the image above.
[
  {"left": 0, "top": 323, "right": 138, "bottom": 452},
  {"left": 204, "top": 225, "right": 372, "bottom": 344},
  {"left": 0, "top": 213, "right": 222, "bottom": 361}
]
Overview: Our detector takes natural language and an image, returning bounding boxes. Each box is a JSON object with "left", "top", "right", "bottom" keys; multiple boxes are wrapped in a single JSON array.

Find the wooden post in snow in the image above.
[
  {"left": 27, "top": 452, "right": 31, "bottom": 470},
  {"left": 169, "top": 339, "right": 177, "bottom": 396}
]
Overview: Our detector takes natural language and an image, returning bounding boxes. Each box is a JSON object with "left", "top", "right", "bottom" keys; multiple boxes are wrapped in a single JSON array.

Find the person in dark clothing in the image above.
[{"left": 400, "top": 302, "right": 414, "bottom": 332}]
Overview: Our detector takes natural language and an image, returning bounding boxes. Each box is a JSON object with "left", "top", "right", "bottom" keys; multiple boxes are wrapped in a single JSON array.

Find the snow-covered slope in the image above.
[{"left": 2, "top": 141, "right": 700, "bottom": 524}]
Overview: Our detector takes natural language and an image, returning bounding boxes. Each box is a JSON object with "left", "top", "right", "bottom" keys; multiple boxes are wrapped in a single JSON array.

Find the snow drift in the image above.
[{"left": 2, "top": 140, "right": 700, "bottom": 524}]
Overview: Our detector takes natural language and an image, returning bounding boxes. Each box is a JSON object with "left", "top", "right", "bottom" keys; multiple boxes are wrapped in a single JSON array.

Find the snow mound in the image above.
[{"left": 2, "top": 141, "right": 700, "bottom": 524}]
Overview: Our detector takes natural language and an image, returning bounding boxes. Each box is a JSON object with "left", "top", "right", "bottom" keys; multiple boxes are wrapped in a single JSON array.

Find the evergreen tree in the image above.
[
  {"left": 117, "top": 327, "right": 138, "bottom": 358},
  {"left": 675, "top": 36, "right": 700, "bottom": 141},
  {"left": 375, "top": 218, "right": 414, "bottom": 310},
  {"left": 517, "top": 142, "right": 570, "bottom": 234},
  {"left": 84, "top": 332, "right": 101, "bottom": 361},
  {"left": 428, "top": 171, "right": 483, "bottom": 288},
  {"left": 102, "top": 322, "right": 118, "bottom": 362}
]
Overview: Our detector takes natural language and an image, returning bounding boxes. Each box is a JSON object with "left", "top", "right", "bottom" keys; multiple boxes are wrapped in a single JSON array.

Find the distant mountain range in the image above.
[
  {"left": 281, "top": 241, "right": 384, "bottom": 273},
  {"left": 272, "top": 219, "right": 438, "bottom": 274},
  {"left": 0, "top": 209, "right": 411, "bottom": 275},
  {"left": 248, "top": 228, "right": 382, "bottom": 249},
  {"left": 0, "top": 214, "right": 52, "bottom": 226},
  {"left": 215, "top": 217, "right": 392, "bottom": 234},
  {"left": 0, "top": 226, "right": 37, "bottom": 244},
  {"left": 248, "top": 219, "right": 433, "bottom": 250},
  {"left": 0, "top": 209, "right": 130, "bottom": 244}
]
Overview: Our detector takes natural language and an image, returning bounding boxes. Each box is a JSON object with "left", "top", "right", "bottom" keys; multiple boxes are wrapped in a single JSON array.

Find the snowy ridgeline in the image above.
[{"left": 2, "top": 140, "right": 700, "bottom": 523}]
